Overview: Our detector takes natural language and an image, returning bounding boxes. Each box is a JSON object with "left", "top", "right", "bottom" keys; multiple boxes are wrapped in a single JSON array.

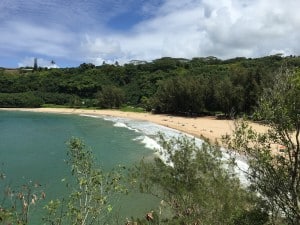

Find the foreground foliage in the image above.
[
  {"left": 224, "top": 69, "right": 300, "bottom": 224},
  {"left": 131, "top": 135, "right": 268, "bottom": 225},
  {"left": 0, "top": 134, "right": 276, "bottom": 225},
  {"left": 0, "top": 170, "right": 45, "bottom": 224},
  {"left": 43, "top": 138, "right": 127, "bottom": 225}
]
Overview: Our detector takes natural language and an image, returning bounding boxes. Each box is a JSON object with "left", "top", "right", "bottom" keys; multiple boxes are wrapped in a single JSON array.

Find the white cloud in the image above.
[
  {"left": 80, "top": 0, "right": 300, "bottom": 65},
  {"left": 81, "top": 35, "right": 123, "bottom": 59},
  {"left": 0, "top": 0, "right": 132, "bottom": 28},
  {"left": 0, "top": 0, "right": 142, "bottom": 66},
  {"left": 0, "top": 21, "right": 75, "bottom": 58},
  {"left": 1, "top": 0, "right": 300, "bottom": 66}
]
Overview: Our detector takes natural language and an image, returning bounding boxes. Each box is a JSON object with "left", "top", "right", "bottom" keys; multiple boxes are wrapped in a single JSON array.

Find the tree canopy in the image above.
[{"left": 1, "top": 55, "right": 300, "bottom": 116}]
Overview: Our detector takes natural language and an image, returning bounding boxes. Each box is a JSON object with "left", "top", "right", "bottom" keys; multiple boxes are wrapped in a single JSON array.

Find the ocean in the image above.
[
  {"left": 0, "top": 110, "right": 249, "bottom": 224},
  {"left": 0, "top": 110, "right": 184, "bottom": 224}
]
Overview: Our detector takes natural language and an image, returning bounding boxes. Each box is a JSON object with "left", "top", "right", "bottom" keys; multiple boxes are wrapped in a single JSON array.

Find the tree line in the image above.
[{"left": 1, "top": 55, "right": 300, "bottom": 116}]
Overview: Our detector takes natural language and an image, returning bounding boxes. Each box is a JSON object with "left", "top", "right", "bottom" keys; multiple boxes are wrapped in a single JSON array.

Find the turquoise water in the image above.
[{"left": 0, "top": 111, "right": 160, "bottom": 224}]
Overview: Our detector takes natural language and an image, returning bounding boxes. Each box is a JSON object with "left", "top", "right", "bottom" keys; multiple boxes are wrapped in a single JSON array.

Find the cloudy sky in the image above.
[{"left": 0, "top": 0, "right": 299, "bottom": 68}]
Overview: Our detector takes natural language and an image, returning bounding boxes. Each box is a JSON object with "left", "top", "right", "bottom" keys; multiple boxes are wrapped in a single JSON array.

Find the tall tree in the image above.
[
  {"left": 151, "top": 76, "right": 205, "bottom": 114},
  {"left": 224, "top": 69, "right": 300, "bottom": 224},
  {"left": 214, "top": 77, "right": 245, "bottom": 116},
  {"left": 95, "top": 85, "right": 125, "bottom": 108},
  {"left": 34, "top": 58, "right": 38, "bottom": 71}
]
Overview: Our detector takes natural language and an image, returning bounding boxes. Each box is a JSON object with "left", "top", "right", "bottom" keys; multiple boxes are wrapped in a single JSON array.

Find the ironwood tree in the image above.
[{"left": 224, "top": 69, "right": 300, "bottom": 224}]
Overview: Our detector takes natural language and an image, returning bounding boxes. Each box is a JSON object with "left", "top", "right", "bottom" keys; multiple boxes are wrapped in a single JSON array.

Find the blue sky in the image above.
[{"left": 0, "top": 0, "right": 300, "bottom": 68}]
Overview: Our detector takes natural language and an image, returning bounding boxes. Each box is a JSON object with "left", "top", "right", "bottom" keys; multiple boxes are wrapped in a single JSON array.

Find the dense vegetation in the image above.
[
  {"left": 224, "top": 68, "right": 300, "bottom": 224},
  {"left": 130, "top": 135, "right": 269, "bottom": 225},
  {"left": 2, "top": 55, "right": 300, "bottom": 116},
  {"left": 1, "top": 55, "right": 300, "bottom": 224}
]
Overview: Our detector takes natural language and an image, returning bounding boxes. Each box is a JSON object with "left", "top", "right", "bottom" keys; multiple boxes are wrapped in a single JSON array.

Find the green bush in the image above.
[{"left": 0, "top": 92, "right": 44, "bottom": 107}]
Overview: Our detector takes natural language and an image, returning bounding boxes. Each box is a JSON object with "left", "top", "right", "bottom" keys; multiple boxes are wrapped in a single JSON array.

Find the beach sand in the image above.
[{"left": 0, "top": 108, "right": 269, "bottom": 145}]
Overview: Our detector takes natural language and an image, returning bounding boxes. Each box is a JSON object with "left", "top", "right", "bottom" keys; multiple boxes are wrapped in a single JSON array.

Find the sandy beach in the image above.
[{"left": 0, "top": 107, "right": 269, "bottom": 144}]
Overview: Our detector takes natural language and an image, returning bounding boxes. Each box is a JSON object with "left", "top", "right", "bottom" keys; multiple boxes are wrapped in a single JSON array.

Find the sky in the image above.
[{"left": 0, "top": 0, "right": 300, "bottom": 68}]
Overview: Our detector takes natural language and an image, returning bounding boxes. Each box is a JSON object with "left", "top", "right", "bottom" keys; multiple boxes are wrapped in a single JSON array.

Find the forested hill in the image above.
[{"left": 1, "top": 55, "right": 300, "bottom": 116}]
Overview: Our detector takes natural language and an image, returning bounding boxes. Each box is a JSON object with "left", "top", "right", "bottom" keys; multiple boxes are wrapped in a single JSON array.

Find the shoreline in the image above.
[{"left": 0, "top": 107, "right": 269, "bottom": 144}]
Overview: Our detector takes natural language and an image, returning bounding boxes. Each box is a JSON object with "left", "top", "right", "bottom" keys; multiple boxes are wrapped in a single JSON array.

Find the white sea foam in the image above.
[
  {"left": 235, "top": 159, "right": 249, "bottom": 185},
  {"left": 221, "top": 149, "right": 249, "bottom": 185},
  {"left": 80, "top": 114, "right": 101, "bottom": 118},
  {"left": 141, "top": 136, "right": 161, "bottom": 150},
  {"left": 127, "top": 120, "right": 249, "bottom": 185},
  {"left": 114, "top": 122, "right": 128, "bottom": 128},
  {"left": 79, "top": 113, "right": 249, "bottom": 185}
]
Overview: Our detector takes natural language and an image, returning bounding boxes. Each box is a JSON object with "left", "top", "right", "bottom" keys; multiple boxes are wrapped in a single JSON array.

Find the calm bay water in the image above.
[
  {"left": 0, "top": 110, "right": 249, "bottom": 224},
  {"left": 0, "top": 110, "right": 165, "bottom": 224}
]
